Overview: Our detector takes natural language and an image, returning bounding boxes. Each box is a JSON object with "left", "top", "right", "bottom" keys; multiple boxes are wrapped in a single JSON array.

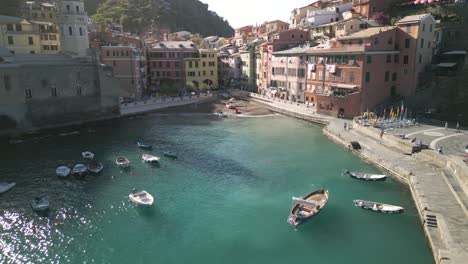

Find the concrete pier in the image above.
[{"left": 247, "top": 93, "right": 468, "bottom": 264}]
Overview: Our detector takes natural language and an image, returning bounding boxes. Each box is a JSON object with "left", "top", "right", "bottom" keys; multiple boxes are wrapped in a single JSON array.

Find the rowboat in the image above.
[
  {"left": 116, "top": 157, "right": 130, "bottom": 168},
  {"left": 31, "top": 197, "right": 50, "bottom": 212},
  {"left": 343, "top": 170, "right": 387, "bottom": 181},
  {"left": 137, "top": 142, "right": 153, "bottom": 150},
  {"left": 72, "top": 164, "right": 88, "bottom": 177},
  {"left": 87, "top": 162, "right": 104, "bottom": 174},
  {"left": 0, "top": 182, "right": 16, "bottom": 194},
  {"left": 163, "top": 152, "right": 178, "bottom": 160},
  {"left": 353, "top": 200, "right": 404, "bottom": 214},
  {"left": 287, "top": 189, "right": 329, "bottom": 227},
  {"left": 56, "top": 166, "right": 71, "bottom": 178},
  {"left": 141, "top": 154, "right": 160, "bottom": 163},
  {"left": 82, "top": 151, "right": 95, "bottom": 160},
  {"left": 129, "top": 190, "right": 154, "bottom": 206}
]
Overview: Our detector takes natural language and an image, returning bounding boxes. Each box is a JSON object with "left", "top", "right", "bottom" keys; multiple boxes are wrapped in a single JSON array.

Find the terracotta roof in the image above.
[
  {"left": 396, "top": 14, "right": 432, "bottom": 25},
  {"left": 337, "top": 26, "right": 396, "bottom": 40}
]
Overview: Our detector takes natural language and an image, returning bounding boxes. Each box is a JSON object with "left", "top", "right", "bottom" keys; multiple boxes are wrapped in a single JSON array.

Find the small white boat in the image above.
[
  {"left": 82, "top": 151, "right": 95, "bottom": 160},
  {"left": 72, "top": 164, "right": 88, "bottom": 176},
  {"left": 116, "top": 157, "right": 130, "bottom": 168},
  {"left": 56, "top": 166, "right": 71, "bottom": 178},
  {"left": 353, "top": 200, "right": 404, "bottom": 214},
  {"left": 0, "top": 182, "right": 16, "bottom": 194},
  {"left": 343, "top": 170, "right": 387, "bottom": 181},
  {"left": 141, "top": 154, "right": 160, "bottom": 163},
  {"left": 214, "top": 111, "right": 227, "bottom": 118},
  {"left": 129, "top": 190, "right": 154, "bottom": 206},
  {"left": 465, "top": 145, "right": 468, "bottom": 154},
  {"left": 87, "top": 162, "right": 104, "bottom": 174},
  {"left": 31, "top": 197, "right": 50, "bottom": 212}
]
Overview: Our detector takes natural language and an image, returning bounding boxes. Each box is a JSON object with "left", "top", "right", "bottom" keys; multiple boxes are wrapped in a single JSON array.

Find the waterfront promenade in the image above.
[{"left": 247, "top": 93, "right": 468, "bottom": 264}]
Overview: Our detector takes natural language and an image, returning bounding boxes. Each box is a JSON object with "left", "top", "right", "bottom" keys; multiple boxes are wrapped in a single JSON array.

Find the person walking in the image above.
[
  {"left": 456, "top": 122, "right": 460, "bottom": 133},
  {"left": 380, "top": 129, "right": 384, "bottom": 139},
  {"left": 445, "top": 122, "right": 448, "bottom": 130},
  {"left": 344, "top": 122, "right": 347, "bottom": 131}
]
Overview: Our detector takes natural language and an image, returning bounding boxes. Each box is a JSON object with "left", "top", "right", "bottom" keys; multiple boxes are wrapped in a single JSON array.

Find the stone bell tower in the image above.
[{"left": 57, "top": 0, "right": 89, "bottom": 57}]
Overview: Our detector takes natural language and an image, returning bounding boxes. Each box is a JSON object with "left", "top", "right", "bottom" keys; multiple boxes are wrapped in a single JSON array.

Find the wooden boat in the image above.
[
  {"left": 343, "top": 170, "right": 387, "bottom": 181},
  {"left": 56, "top": 166, "right": 71, "bottom": 178},
  {"left": 141, "top": 154, "right": 160, "bottom": 163},
  {"left": 31, "top": 197, "right": 50, "bottom": 212},
  {"left": 287, "top": 189, "right": 329, "bottom": 227},
  {"left": 129, "top": 190, "right": 154, "bottom": 206},
  {"left": 137, "top": 142, "right": 153, "bottom": 150},
  {"left": 0, "top": 182, "right": 16, "bottom": 194},
  {"left": 82, "top": 151, "right": 95, "bottom": 160},
  {"left": 72, "top": 164, "right": 88, "bottom": 176},
  {"left": 87, "top": 162, "right": 104, "bottom": 174},
  {"left": 163, "top": 152, "right": 178, "bottom": 160},
  {"left": 116, "top": 157, "right": 130, "bottom": 168},
  {"left": 353, "top": 200, "right": 404, "bottom": 214}
]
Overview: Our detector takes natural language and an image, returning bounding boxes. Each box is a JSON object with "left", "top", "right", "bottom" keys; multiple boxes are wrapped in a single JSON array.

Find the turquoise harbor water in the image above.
[{"left": 0, "top": 114, "right": 433, "bottom": 263}]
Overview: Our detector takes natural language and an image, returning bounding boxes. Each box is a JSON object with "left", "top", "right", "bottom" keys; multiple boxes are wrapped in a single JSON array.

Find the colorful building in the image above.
[
  {"left": 21, "top": 1, "right": 58, "bottom": 23},
  {"left": 185, "top": 49, "right": 218, "bottom": 88},
  {"left": 0, "top": 15, "right": 42, "bottom": 55},
  {"left": 352, "top": 0, "right": 389, "bottom": 18}
]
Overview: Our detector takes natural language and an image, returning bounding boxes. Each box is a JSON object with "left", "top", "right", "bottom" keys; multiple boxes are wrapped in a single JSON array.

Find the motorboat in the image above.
[
  {"left": 72, "top": 164, "right": 88, "bottom": 176},
  {"left": 31, "top": 197, "right": 50, "bottom": 212},
  {"left": 116, "top": 157, "right": 130, "bottom": 168},
  {"left": 0, "top": 182, "right": 16, "bottom": 194},
  {"left": 353, "top": 200, "right": 404, "bottom": 214},
  {"left": 343, "top": 170, "right": 387, "bottom": 181},
  {"left": 163, "top": 152, "right": 178, "bottom": 160},
  {"left": 82, "top": 151, "right": 95, "bottom": 160},
  {"left": 287, "top": 189, "right": 329, "bottom": 227},
  {"left": 56, "top": 166, "right": 71, "bottom": 178},
  {"left": 87, "top": 162, "right": 104, "bottom": 174},
  {"left": 141, "top": 154, "right": 160, "bottom": 163},
  {"left": 129, "top": 190, "right": 154, "bottom": 206},
  {"left": 214, "top": 111, "right": 227, "bottom": 118},
  {"left": 137, "top": 142, "right": 153, "bottom": 150}
]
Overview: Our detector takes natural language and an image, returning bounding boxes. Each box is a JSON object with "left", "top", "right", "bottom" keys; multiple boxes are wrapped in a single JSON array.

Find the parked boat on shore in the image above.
[
  {"left": 353, "top": 200, "right": 404, "bottom": 214},
  {"left": 141, "top": 154, "right": 160, "bottom": 163},
  {"left": 116, "top": 157, "right": 130, "bottom": 168},
  {"left": 137, "top": 142, "right": 153, "bottom": 150},
  {"left": 287, "top": 189, "right": 329, "bottom": 227},
  {"left": 87, "top": 162, "right": 104, "bottom": 174},
  {"left": 343, "top": 170, "right": 387, "bottom": 181},
  {"left": 82, "top": 151, "right": 95, "bottom": 160},
  {"left": 31, "top": 197, "right": 50, "bottom": 212},
  {"left": 163, "top": 152, "right": 178, "bottom": 160},
  {"left": 129, "top": 190, "right": 154, "bottom": 206},
  {"left": 72, "top": 164, "right": 88, "bottom": 177},
  {"left": 56, "top": 166, "right": 71, "bottom": 178},
  {"left": 0, "top": 182, "right": 16, "bottom": 194}
]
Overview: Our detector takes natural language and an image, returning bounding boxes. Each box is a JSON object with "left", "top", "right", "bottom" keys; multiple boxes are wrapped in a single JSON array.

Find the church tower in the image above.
[{"left": 57, "top": 0, "right": 89, "bottom": 57}]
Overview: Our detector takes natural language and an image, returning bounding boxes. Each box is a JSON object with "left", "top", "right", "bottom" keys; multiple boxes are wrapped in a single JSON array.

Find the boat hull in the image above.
[
  {"left": 350, "top": 174, "right": 387, "bottom": 181},
  {"left": 353, "top": 200, "right": 404, "bottom": 214},
  {"left": 288, "top": 189, "right": 329, "bottom": 227}
]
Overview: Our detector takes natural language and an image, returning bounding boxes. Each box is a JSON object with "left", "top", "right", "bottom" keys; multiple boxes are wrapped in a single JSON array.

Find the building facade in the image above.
[
  {"left": 185, "top": 49, "right": 218, "bottom": 88},
  {"left": 57, "top": 0, "right": 90, "bottom": 57}
]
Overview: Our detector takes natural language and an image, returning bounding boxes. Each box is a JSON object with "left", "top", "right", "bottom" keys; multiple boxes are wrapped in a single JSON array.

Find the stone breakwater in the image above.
[{"left": 247, "top": 93, "right": 468, "bottom": 264}]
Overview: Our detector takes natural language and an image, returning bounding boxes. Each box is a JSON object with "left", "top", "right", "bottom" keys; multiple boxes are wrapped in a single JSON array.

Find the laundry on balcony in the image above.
[
  {"left": 328, "top": 64, "right": 336, "bottom": 73},
  {"left": 270, "top": 90, "right": 278, "bottom": 94},
  {"left": 308, "top": 64, "right": 316, "bottom": 71}
]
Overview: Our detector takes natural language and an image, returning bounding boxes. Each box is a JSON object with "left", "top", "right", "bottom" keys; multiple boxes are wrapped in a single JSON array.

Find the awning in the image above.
[
  {"left": 332, "top": 84, "right": 357, "bottom": 89},
  {"left": 443, "top": 51, "right": 466, "bottom": 55},
  {"left": 436, "top": 62, "right": 457, "bottom": 68}
]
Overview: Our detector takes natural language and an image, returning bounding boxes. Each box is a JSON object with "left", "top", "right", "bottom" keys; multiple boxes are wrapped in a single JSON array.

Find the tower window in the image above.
[
  {"left": 69, "top": 27, "right": 73, "bottom": 36},
  {"left": 66, "top": 5, "right": 70, "bottom": 12},
  {"left": 79, "top": 27, "right": 83, "bottom": 36},
  {"left": 76, "top": 6, "right": 80, "bottom": 13}
]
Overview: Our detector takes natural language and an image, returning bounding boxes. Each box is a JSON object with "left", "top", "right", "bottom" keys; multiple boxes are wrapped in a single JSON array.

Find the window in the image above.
[
  {"left": 367, "top": 55, "right": 372, "bottom": 64},
  {"left": 211, "top": 70, "right": 214, "bottom": 76},
  {"left": 77, "top": 86, "right": 82, "bottom": 95},
  {"left": 30, "top": 51, "right": 35, "bottom": 54},
  {"left": 332, "top": 73, "right": 336, "bottom": 82},
  {"left": 166, "top": 61, "right": 170, "bottom": 67},
  {"left": 167, "top": 72, "right": 171, "bottom": 77},
  {"left": 202, "top": 62, "right": 206, "bottom": 67},
  {"left": 394, "top": 55, "right": 399, "bottom": 63},
  {"left": 6, "top": 24, "right": 13, "bottom": 31},
  {"left": 318, "top": 71, "right": 323, "bottom": 80},
  {"left": 7, "top": 36, "right": 13, "bottom": 45},
  {"left": 43, "top": 45, "right": 50, "bottom": 50},
  {"left": 298, "top": 69, "right": 305, "bottom": 78},
  {"left": 406, "top": 25, "right": 411, "bottom": 33},
  {"left": 358, "top": 39, "right": 363, "bottom": 45},
  {"left": 385, "top": 71, "right": 389, "bottom": 82},
  {"left": 300, "top": 34, "right": 304, "bottom": 38},
  {"left": 79, "top": 27, "right": 83, "bottom": 36},
  {"left": 175, "top": 72, "right": 180, "bottom": 77},
  {"left": 403, "top": 55, "right": 408, "bottom": 64},
  {"left": 349, "top": 72, "right": 355, "bottom": 83},
  {"left": 291, "top": 34, "right": 295, "bottom": 39},
  {"left": 365, "top": 72, "right": 370, "bottom": 82},
  {"left": 388, "top": 37, "right": 393, "bottom": 45},
  {"left": 66, "top": 5, "right": 70, "bottom": 12},
  {"left": 42, "top": 34, "right": 49, "bottom": 40},
  {"left": 159, "top": 61, "right": 163, "bottom": 68},
  {"left": 113, "top": 61, "right": 116, "bottom": 66},
  {"left": 28, "top": 37, "right": 34, "bottom": 45},
  {"left": 16, "top": 24, "right": 22, "bottom": 31},
  {"left": 25, "top": 88, "right": 32, "bottom": 99},
  {"left": 419, "top": 54, "right": 422, "bottom": 63},
  {"left": 386, "top": 55, "right": 391, "bottom": 63},
  {"left": 51, "top": 45, "right": 58, "bottom": 51},
  {"left": 427, "top": 42, "right": 431, "bottom": 48},
  {"left": 420, "top": 38, "right": 424, "bottom": 49},
  {"left": 403, "top": 68, "right": 408, "bottom": 75},
  {"left": 209, "top": 62, "right": 216, "bottom": 67},
  {"left": 68, "top": 27, "right": 73, "bottom": 36},
  {"left": 202, "top": 71, "right": 206, "bottom": 76},
  {"left": 405, "top": 38, "right": 410, "bottom": 48},
  {"left": 175, "top": 61, "right": 180, "bottom": 68},
  {"left": 4, "top": 76, "right": 11, "bottom": 90},
  {"left": 126, "top": 51, "right": 129, "bottom": 56},
  {"left": 430, "top": 24, "right": 433, "bottom": 32},
  {"left": 374, "top": 37, "right": 379, "bottom": 45},
  {"left": 422, "top": 24, "right": 425, "bottom": 32},
  {"left": 195, "top": 61, "right": 199, "bottom": 68},
  {"left": 325, "top": 71, "right": 329, "bottom": 81},
  {"left": 76, "top": 6, "right": 80, "bottom": 13},
  {"left": 340, "top": 71, "right": 345, "bottom": 82},
  {"left": 392, "top": 72, "right": 397, "bottom": 81},
  {"left": 51, "top": 87, "right": 57, "bottom": 97}
]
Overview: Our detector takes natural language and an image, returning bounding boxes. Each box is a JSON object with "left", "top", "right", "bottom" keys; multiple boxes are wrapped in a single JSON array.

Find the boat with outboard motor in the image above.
[
  {"left": 353, "top": 199, "right": 404, "bottom": 214},
  {"left": 287, "top": 189, "right": 329, "bottom": 227},
  {"left": 129, "top": 189, "right": 154, "bottom": 206},
  {"left": 56, "top": 166, "right": 71, "bottom": 178},
  {"left": 82, "top": 151, "right": 95, "bottom": 160},
  {"left": 343, "top": 170, "right": 387, "bottom": 181},
  {"left": 87, "top": 162, "right": 104, "bottom": 174},
  {"left": 141, "top": 154, "right": 160, "bottom": 163},
  {"left": 116, "top": 157, "right": 130, "bottom": 168}
]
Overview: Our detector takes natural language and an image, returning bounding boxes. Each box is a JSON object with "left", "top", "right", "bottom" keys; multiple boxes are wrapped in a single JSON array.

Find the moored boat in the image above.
[
  {"left": 0, "top": 182, "right": 16, "bottom": 194},
  {"left": 87, "top": 162, "right": 104, "bottom": 174},
  {"left": 82, "top": 151, "right": 95, "bottom": 160},
  {"left": 116, "top": 157, "right": 130, "bottom": 168},
  {"left": 353, "top": 200, "right": 404, "bottom": 214},
  {"left": 287, "top": 189, "right": 329, "bottom": 227},
  {"left": 343, "top": 170, "right": 387, "bottom": 181},
  {"left": 214, "top": 111, "right": 227, "bottom": 118},
  {"left": 72, "top": 164, "right": 88, "bottom": 176},
  {"left": 163, "top": 152, "right": 178, "bottom": 160},
  {"left": 137, "top": 142, "right": 153, "bottom": 150},
  {"left": 56, "top": 166, "right": 71, "bottom": 178},
  {"left": 129, "top": 189, "right": 154, "bottom": 206},
  {"left": 141, "top": 154, "right": 160, "bottom": 163},
  {"left": 31, "top": 197, "right": 50, "bottom": 212},
  {"left": 465, "top": 145, "right": 468, "bottom": 154}
]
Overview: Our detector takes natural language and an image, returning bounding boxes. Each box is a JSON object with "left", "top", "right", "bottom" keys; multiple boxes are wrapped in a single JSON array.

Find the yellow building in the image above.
[
  {"left": 21, "top": 1, "right": 58, "bottom": 23},
  {"left": 35, "top": 21, "right": 61, "bottom": 54},
  {"left": 0, "top": 15, "right": 41, "bottom": 54},
  {"left": 185, "top": 49, "right": 218, "bottom": 89}
]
